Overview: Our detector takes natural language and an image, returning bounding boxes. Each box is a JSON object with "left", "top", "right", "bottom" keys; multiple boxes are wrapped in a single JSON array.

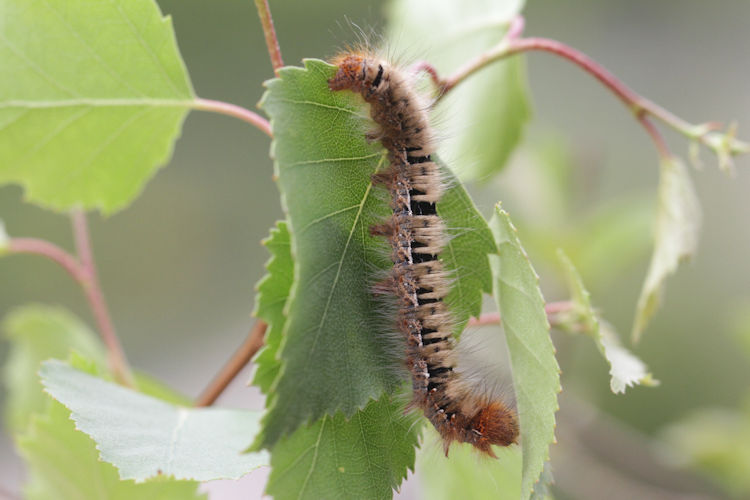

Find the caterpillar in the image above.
[{"left": 328, "top": 52, "right": 519, "bottom": 457}]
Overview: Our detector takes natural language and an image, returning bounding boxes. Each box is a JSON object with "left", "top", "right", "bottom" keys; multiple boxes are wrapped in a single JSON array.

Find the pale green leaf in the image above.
[
  {"left": 256, "top": 59, "right": 495, "bottom": 448},
  {"left": 251, "top": 221, "right": 293, "bottom": 397},
  {"left": 418, "top": 427, "right": 521, "bottom": 499},
  {"left": 2, "top": 305, "right": 105, "bottom": 433},
  {"left": 0, "top": 219, "right": 8, "bottom": 254},
  {"left": 267, "top": 395, "right": 420, "bottom": 500},
  {"left": 530, "top": 461, "right": 555, "bottom": 500},
  {"left": 386, "top": 0, "right": 530, "bottom": 181},
  {"left": 633, "top": 157, "right": 701, "bottom": 341},
  {"left": 40, "top": 360, "right": 268, "bottom": 482},
  {"left": 0, "top": 0, "right": 194, "bottom": 213},
  {"left": 556, "top": 250, "right": 657, "bottom": 393},
  {"left": 18, "top": 400, "right": 206, "bottom": 500},
  {"left": 490, "top": 205, "right": 560, "bottom": 500}
]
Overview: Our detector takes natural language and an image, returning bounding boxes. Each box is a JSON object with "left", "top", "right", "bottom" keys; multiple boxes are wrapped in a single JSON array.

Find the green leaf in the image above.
[
  {"left": 556, "top": 250, "right": 657, "bottom": 393},
  {"left": 0, "top": 0, "right": 194, "bottom": 214},
  {"left": 40, "top": 359, "right": 269, "bottom": 482},
  {"left": 489, "top": 205, "right": 560, "bottom": 500},
  {"left": 386, "top": 0, "right": 531, "bottom": 181},
  {"left": 266, "top": 395, "right": 421, "bottom": 500},
  {"left": 251, "top": 221, "right": 293, "bottom": 396},
  {"left": 2, "top": 305, "right": 105, "bottom": 433},
  {"left": 18, "top": 400, "right": 206, "bottom": 500},
  {"left": 632, "top": 157, "right": 701, "bottom": 341},
  {"left": 418, "top": 427, "right": 521, "bottom": 499},
  {"left": 256, "top": 59, "right": 496, "bottom": 448}
]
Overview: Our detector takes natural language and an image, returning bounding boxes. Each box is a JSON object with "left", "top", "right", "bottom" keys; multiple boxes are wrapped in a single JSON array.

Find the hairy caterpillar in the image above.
[{"left": 328, "top": 52, "right": 519, "bottom": 457}]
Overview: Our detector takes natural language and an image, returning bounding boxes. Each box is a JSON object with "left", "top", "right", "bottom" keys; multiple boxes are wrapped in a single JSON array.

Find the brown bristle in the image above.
[
  {"left": 329, "top": 54, "right": 519, "bottom": 458},
  {"left": 468, "top": 402, "right": 520, "bottom": 456}
]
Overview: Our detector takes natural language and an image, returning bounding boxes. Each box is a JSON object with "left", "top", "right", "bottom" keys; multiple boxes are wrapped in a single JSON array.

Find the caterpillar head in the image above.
[{"left": 329, "top": 53, "right": 379, "bottom": 93}]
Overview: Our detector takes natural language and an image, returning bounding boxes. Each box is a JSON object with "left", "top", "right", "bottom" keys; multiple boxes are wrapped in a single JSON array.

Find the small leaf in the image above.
[
  {"left": 632, "top": 157, "right": 701, "bottom": 341},
  {"left": 0, "top": 0, "right": 195, "bottom": 213},
  {"left": 418, "top": 427, "right": 521, "bottom": 499},
  {"left": 18, "top": 400, "right": 206, "bottom": 500},
  {"left": 266, "top": 395, "right": 420, "bottom": 500},
  {"left": 40, "top": 360, "right": 268, "bottom": 482},
  {"left": 489, "top": 205, "right": 560, "bottom": 500},
  {"left": 251, "top": 221, "right": 293, "bottom": 397},
  {"left": 386, "top": 0, "right": 531, "bottom": 181},
  {"left": 556, "top": 249, "right": 656, "bottom": 393},
  {"left": 256, "top": 59, "right": 495, "bottom": 448},
  {"left": 2, "top": 305, "right": 105, "bottom": 433}
]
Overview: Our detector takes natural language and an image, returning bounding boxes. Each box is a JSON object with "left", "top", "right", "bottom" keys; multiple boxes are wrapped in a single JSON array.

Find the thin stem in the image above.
[
  {"left": 192, "top": 98, "right": 272, "bottom": 137},
  {"left": 468, "top": 301, "right": 575, "bottom": 327},
  {"left": 7, "top": 238, "right": 87, "bottom": 285},
  {"left": 254, "top": 0, "right": 284, "bottom": 76},
  {"left": 71, "top": 211, "right": 134, "bottom": 387},
  {"left": 195, "top": 320, "right": 268, "bottom": 407},
  {"left": 638, "top": 115, "right": 671, "bottom": 159},
  {"left": 410, "top": 60, "right": 444, "bottom": 92},
  {"left": 436, "top": 24, "right": 748, "bottom": 160},
  {"left": 505, "top": 14, "right": 525, "bottom": 41}
]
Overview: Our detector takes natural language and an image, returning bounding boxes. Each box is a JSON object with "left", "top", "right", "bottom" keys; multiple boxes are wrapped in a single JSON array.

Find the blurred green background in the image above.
[{"left": 1, "top": 0, "right": 748, "bottom": 498}]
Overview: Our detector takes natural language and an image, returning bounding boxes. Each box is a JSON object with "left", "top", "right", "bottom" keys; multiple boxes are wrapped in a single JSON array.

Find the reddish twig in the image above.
[
  {"left": 7, "top": 238, "right": 87, "bottom": 285},
  {"left": 254, "top": 0, "right": 284, "bottom": 76},
  {"left": 192, "top": 98, "right": 272, "bottom": 137},
  {"left": 468, "top": 301, "right": 575, "bottom": 327},
  {"left": 410, "top": 60, "right": 444, "bottom": 92},
  {"left": 195, "top": 320, "right": 268, "bottom": 407},
  {"left": 71, "top": 211, "right": 134, "bottom": 387},
  {"left": 505, "top": 14, "right": 525, "bottom": 41},
  {"left": 429, "top": 16, "right": 748, "bottom": 162},
  {"left": 6, "top": 218, "right": 135, "bottom": 388}
]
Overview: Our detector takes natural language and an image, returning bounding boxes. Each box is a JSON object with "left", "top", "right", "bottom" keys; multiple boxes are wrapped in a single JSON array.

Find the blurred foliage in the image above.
[
  {"left": 660, "top": 304, "right": 750, "bottom": 498},
  {"left": 0, "top": 0, "right": 748, "bottom": 498}
]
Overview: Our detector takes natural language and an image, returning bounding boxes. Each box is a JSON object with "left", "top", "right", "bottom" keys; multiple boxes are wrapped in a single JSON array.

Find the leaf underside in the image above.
[
  {"left": 557, "top": 249, "right": 656, "bottom": 393},
  {"left": 40, "top": 360, "right": 268, "bottom": 482},
  {"left": 0, "top": 0, "right": 194, "bottom": 213},
  {"left": 18, "top": 401, "right": 206, "bottom": 500},
  {"left": 632, "top": 157, "right": 701, "bottom": 341}
]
